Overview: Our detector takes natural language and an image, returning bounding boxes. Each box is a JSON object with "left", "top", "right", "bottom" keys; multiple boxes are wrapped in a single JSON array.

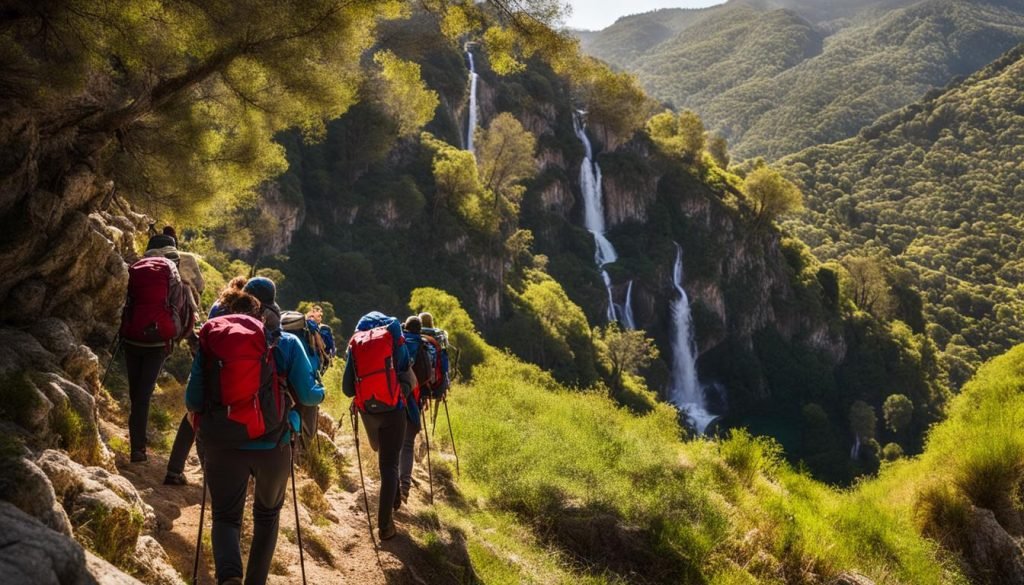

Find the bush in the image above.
[{"left": 719, "top": 429, "right": 783, "bottom": 486}]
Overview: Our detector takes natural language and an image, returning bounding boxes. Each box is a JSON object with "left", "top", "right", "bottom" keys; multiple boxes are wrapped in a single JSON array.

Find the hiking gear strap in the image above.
[
  {"left": 290, "top": 438, "right": 308, "bottom": 585},
  {"left": 351, "top": 408, "right": 381, "bottom": 563},
  {"left": 443, "top": 397, "right": 460, "bottom": 479},
  {"left": 421, "top": 405, "right": 434, "bottom": 505},
  {"left": 192, "top": 459, "right": 207, "bottom": 585}
]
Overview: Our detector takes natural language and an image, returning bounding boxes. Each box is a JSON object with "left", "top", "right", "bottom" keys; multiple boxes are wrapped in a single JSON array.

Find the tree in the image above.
[
  {"left": 594, "top": 323, "right": 659, "bottom": 395},
  {"left": 707, "top": 134, "right": 731, "bottom": 168},
  {"left": 842, "top": 255, "right": 895, "bottom": 318},
  {"left": 475, "top": 113, "right": 537, "bottom": 200},
  {"left": 883, "top": 394, "right": 913, "bottom": 434},
  {"left": 849, "top": 400, "right": 877, "bottom": 443},
  {"left": 744, "top": 165, "right": 803, "bottom": 227},
  {"left": 372, "top": 50, "right": 440, "bottom": 137},
  {"left": 645, "top": 109, "right": 706, "bottom": 161},
  {"left": 882, "top": 442, "right": 904, "bottom": 461}
]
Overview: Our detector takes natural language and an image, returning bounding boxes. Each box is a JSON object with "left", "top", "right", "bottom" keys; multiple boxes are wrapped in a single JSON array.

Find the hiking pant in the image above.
[
  {"left": 399, "top": 409, "right": 422, "bottom": 495},
  {"left": 359, "top": 407, "right": 406, "bottom": 530},
  {"left": 295, "top": 404, "right": 318, "bottom": 452},
  {"left": 167, "top": 414, "right": 204, "bottom": 475},
  {"left": 124, "top": 344, "right": 168, "bottom": 454},
  {"left": 205, "top": 442, "right": 290, "bottom": 585}
]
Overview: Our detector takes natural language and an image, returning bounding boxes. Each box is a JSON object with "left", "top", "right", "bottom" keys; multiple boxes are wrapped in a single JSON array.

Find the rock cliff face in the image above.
[{"left": 0, "top": 114, "right": 180, "bottom": 579}]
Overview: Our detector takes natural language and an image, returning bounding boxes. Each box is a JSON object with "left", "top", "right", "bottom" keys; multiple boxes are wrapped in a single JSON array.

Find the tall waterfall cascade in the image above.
[
  {"left": 466, "top": 47, "right": 479, "bottom": 153},
  {"left": 573, "top": 112, "right": 635, "bottom": 329},
  {"left": 669, "top": 242, "right": 716, "bottom": 433}
]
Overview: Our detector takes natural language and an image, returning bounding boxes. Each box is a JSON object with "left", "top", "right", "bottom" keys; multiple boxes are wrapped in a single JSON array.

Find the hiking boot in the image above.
[
  {"left": 130, "top": 451, "right": 147, "bottom": 463},
  {"left": 393, "top": 492, "right": 402, "bottom": 511},
  {"left": 400, "top": 487, "right": 410, "bottom": 504},
  {"left": 163, "top": 472, "right": 187, "bottom": 486},
  {"left": 379, "top": 521, "right": 397, "bottom": 541},
  {"left": 220, "top": 577, "right": 243, "bottom": 585}
]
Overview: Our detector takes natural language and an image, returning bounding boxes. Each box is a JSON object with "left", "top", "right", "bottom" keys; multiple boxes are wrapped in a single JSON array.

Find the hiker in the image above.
[
  {"left": 398, "top": 315, "right": 431, "bottom": 504},
  {"left": 419, "top": 312, "right": 451, "bottom": 400},
  {"left": 164, "top": 276, "right": 247, "bottom": 485},
  {"left": 307, "top": 305, "right": 335, "bottom": 370},
  {"left": 119, "top": 246, "right": 196, "bottom": 462},
  {"left": 145, "top": 225, "right": 178, "bottom": 250},
  {"left": 281, "top": 310, "right": 324, "bottom": 450},
  {"left": 343, "top": 311, "right": 415, "bottom": 540},
  {"left": 186, "top": 282, "right": 324, "bottom": 585},
  {"left": 320, "top": 323, "right": 337, "bottom": 361}
]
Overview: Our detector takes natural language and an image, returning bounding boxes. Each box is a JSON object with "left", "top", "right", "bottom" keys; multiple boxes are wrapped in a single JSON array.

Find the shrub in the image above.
[
  {"left": 719, "top": 429, "right": 783, "bottom": 486},
  {"left": 300, "top": 437, "right": 337, "bottom": 491}
]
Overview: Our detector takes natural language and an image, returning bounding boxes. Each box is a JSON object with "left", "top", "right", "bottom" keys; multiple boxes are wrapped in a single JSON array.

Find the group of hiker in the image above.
[{"left": 116, "top": 225, "right": 454, "bottom": 585}]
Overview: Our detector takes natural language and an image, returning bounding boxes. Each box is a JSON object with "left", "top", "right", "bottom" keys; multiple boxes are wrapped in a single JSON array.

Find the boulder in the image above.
[
  {"left": 0, "top": 500, "right": 96, "bottom": 585},
  {"left": 963, "top": 506, "right": 1024, "bottom": 585},
  {"left": 3, "top": 456, "right": 74, "bottom": 536},
  {"left": 85, "top": 552, "right": 144, "bottom": 585},
  {"left": 318, "top": 409, "right": 338, "bottom": 439},
  {"left": 37, "top": 449, "right": 152, "bottom": 523},
  {"left": 132, "top": 536, "right": 186, "bottom": 585}
]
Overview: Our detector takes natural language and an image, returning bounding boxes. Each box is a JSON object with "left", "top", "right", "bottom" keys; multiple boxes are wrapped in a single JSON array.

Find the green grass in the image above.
[
  {"left": 77, "top": 504, "right": 144, "bottom": 569},
  {"left": 410, "top": 289, "right": 967, "bottom": 584}
]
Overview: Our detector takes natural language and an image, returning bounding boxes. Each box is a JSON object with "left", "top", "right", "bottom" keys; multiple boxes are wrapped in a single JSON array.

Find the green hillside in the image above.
[
  {"left": 780, "top": 44, "right": 1024, "bottom": 386},
  {"left": 580, "top": 0, "right": 1024, "bottom": 160},
  {"left": 409, "top": 287, "right": 1024, "bottom": 584}
]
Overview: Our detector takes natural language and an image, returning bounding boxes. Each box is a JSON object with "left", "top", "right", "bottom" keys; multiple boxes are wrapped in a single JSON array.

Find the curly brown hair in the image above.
[{"left": 219, "top": 289, "right": 262, "bottom": 318}]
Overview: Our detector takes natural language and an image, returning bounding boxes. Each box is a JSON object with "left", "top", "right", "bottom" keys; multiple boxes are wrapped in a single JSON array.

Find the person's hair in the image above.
[
  {"left": 404, "top": 315, "right": 422, "bottom": 334},
  {"left": 162, "top": 226, "right": 176, "bottom": 238},
  {"left": 220, "top": 289, "right": 261, "bottom": 318},
  {"left": 216, "top": 276, "right": 247, "bottom": 304},
  {"left": 418, "top": 312, "right": 433, "bottom": 328}
]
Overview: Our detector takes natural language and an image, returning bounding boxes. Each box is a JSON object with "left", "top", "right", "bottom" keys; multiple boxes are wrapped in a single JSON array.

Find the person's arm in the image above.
[
  {"left": 185, "top": 352, "right": 204, "bottom": 412},
  {"left": 281, "top": 336, "right": 324, "bottom": 407},
  {"left": 342, "top": 349, "right": 355, "bottom": 398}
]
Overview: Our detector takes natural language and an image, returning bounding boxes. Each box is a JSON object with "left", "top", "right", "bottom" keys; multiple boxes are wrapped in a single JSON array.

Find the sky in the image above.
[{"left": 564, "top": 0, "right": 725, "bottom": 31}]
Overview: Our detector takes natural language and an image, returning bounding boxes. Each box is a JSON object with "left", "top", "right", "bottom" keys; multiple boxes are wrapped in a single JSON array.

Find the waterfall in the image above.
[
  {"left": 669, "top": 242, "right": 716, "bottom": 433},
  {"left": 850, "top": 434, "right": 861, "bottom": 459},
  {"left": 573, "top": 112, "right": 634, "bottom": 328},
  {"left": 466, "top": 48, "right": 479, "bottom": 153},
  {"left": 622, "top": 280, "right": 636, "bottom": 330}
]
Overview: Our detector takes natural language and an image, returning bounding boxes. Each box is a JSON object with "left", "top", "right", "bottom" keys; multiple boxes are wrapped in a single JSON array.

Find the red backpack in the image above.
[
  {"left": 197, "top": 315, "right": 289, "bottom": 447},
  {"left": 120, "top": 256, "right": 192, "bottom": 344},
  {"left": 349, "top": 326, "right": 403, "bottom": 413}
]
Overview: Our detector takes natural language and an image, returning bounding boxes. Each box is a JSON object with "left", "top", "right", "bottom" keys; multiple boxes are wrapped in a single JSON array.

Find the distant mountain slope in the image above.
[
  {"left": 780, "top": 44, "right": 1024, "bottom": 384},
  {"left": 580, "top": 0, "right": 1024, "bottom": 160}
]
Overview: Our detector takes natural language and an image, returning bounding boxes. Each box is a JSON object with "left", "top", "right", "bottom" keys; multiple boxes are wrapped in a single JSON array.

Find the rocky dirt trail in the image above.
[{"left": 111, "top": 418, "right": 460, "bottom": 585}]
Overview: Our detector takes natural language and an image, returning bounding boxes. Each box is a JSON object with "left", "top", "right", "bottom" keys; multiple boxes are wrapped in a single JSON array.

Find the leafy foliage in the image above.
[
  {"left": 580, "top": 0, "right": 1024, "bottom": 159},
  {"left": 781, "top": 45, "right": 1024, "bottom": 385}
]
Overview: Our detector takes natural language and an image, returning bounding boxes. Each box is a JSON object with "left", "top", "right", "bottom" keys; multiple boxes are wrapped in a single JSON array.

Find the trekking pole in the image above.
[
  {"left": 420, "top": 405, "right": 434, "bottom": 504},
  {"left": 192, "top": 459, "right": 207, "bottom": 585},
  {"left": 99, "top": 337, "right": 123, "bottom": 390},
  {"left": 289, "top": 437, "right": 308, "bottom": 585},
  {"left": 442, "top": 397, "right": 460, "bottom": 479},
  {"left": 430, "top": 397, "right": 441, "bottom": 436},
  {"left": 351, "top": 408, "right": 383, "bottom": 567}
]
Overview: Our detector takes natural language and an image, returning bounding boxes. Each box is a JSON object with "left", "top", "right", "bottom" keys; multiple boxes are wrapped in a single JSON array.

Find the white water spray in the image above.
[
  {"left": 466, "top": 48, "right": 479, "bottom": 153},
  {"left": 573, "top": 112, "right": 635, "bottom": 328},
  {"left": 669, "top": 242, "right": 716, "bottom": 433},
  {"left": 622, "top": 280, "right": 636, "bottom": 330}
]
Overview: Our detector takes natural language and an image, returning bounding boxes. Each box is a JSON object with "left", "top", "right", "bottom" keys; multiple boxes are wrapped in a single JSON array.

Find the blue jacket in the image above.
[
  {"left": 186, "top": 331, "right": 324, "bottom": 449},
  {"left": 320, "top": 325, "right": 336, "bottom": 357}
]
